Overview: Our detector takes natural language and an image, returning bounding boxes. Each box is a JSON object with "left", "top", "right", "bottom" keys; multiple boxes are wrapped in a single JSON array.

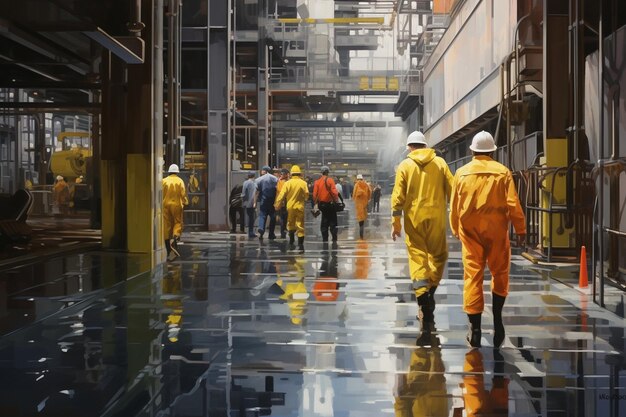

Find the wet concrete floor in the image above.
[{"left": 0, "top": 199, "right": 624, "bottom": 416}]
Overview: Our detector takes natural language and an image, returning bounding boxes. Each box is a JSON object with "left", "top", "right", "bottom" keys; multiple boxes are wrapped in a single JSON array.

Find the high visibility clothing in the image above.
[
  {"left": 275, "top": 177, "right": 288, "bottom": 204},
  {"left": 449, "top": 156, "right": 526, "bottom": 314},
  {"left": 394, "top": 346, "right": 447, "bottom": 417},
  {"left": 53, "top": 179, "right": 70, "bottom": 205},
  {"left": 313, "top": 175, "right": 339, "bottom": 203},
  {"left": 275, "top": 176, "right": 309, "bottom": 237},
  {"left": 352, "top": 180, "right": 371, "bottom": 222},
  {"left": 163, "top": 174, "right": 188, "bottom": 239},
  {"left": 462, "top": 350, "right": 509, "bottom": 416},
  {"left": 391, "top": 148, "right": 453, "bottom": 297}
]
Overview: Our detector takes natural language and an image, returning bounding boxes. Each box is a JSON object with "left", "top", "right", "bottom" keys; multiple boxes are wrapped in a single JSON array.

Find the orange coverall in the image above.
[
  {"left": 462, "top": 350, "right": 509, "bottom": 416},
  {"left": 449, "top": 156, "right": 526, "bottom": 314},
  {"left": 352, "top": 179, "right": 371, "bottom": 222}
]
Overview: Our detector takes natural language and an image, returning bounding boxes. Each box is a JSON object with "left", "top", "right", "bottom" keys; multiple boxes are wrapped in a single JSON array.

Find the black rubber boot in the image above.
[
  {"left": 165, "top": 240, "right": 171, "bottom": 257},
  {"left": 493, "top": 293, "right": 506, "bottom": 348},
  {"left": 297, "top": 236, "right": 305, "bottom": 252},
  {"left": 359, "top": 222, "right": 364, "bottom": 239},
  {"left": 467, "top": 313, "right": 482, "bottom": 348},
  {"left": 415, "top": 293, "right": 434, "bottom": 345},
  {"left": 428, "top": 285, "right": 437, "bottom": 315},
  {"left": 331, "top": 228, "right": 338, "bottom": 242},
  {"left": 288, "top": 231, "right": 295, "bottom": 247}
]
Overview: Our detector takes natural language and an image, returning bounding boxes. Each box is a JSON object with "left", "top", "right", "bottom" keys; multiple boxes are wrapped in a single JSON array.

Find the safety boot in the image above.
[
  {"left": 288, "top": 231, "right": 295, "bottom": 248},
  {"left": 415, "top": 293, "right": 434, "bottom": 345},
  {"left": 359, "top": 223, "right": 364, "bottom": 239},
  {"left": 164, "top": 239, "right": 171, "bottom": 257},
  {"left": 492, "top": 293, "right": 506, "bottom": 348},
  {"left": 467, "top": 313, "right": 482, "bottom": 348},
  {"left": 297, "top": 236, "right": 305, "bottom": 253}
]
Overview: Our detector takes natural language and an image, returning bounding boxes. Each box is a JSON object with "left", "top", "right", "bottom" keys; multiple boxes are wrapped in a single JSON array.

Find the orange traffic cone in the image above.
[{"left": 578, "top": 246, "right": 588, "bottom": 289}]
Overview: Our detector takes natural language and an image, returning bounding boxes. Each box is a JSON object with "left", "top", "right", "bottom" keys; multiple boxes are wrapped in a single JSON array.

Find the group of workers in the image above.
[
  {"left": 52, "top": 174, "right": 84, "bottom": 215},
  {"left": 391, "top": 130, "right": 525, "bottom": 349},
  {"left": 161, "top": 129, "right": 525, "bottom": 350}
]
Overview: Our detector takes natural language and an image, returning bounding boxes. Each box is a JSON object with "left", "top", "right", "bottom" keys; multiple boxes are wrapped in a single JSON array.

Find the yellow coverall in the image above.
[
  {"left": 391, "top": 148, "right": 454, "bottom": 297},
  {"left": 274, "top": 176, "right": 309, "bottom": 238},
  {"left": 352, "top": 180, "right": 371, "bottom": 222},
  {"left": 394, "top": 345, "right": 448, "bottom": 417},
  {"left": 162, "top": 174, "right": 189, "bottom": 239},
  {"left": 449, "top": 156, "right": 526, "bottom": 314}
]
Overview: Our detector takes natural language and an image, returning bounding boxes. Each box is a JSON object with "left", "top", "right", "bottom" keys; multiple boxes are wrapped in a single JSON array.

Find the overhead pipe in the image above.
[{"left": 127, "top": 0, "right": 146, "bottom": 36}]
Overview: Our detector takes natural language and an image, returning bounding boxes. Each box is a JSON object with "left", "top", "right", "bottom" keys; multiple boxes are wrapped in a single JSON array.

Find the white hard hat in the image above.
[
  {"left": 168, "top": 164, "right": 180, "bottom": 173},
  {"left": 56, "top": 175, "right": 63, "bottom": 181},
  {"left": 356, "top": 174, "right": 363, "bottom": 180},
  {"left": 406, "top": 131, "right": 427, "bottom": 146},
  {"left": 469, "top": 131, "right": 497, "bottom": 152}
]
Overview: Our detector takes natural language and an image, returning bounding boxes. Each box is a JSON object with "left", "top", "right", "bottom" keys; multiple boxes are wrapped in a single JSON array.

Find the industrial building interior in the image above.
[{"left": 0, "top": 0, "right": 624, "bottom": 416}]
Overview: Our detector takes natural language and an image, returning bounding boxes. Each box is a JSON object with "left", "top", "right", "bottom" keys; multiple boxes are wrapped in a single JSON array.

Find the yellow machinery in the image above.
[
  {"left": 540, "top": 138, "right": 575, "bottom": 250},
  {"left": 49, "top": 131, "right": 92, "bottom": 180}
]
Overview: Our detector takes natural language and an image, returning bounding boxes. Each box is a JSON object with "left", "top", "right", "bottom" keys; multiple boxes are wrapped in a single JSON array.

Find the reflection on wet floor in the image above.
[{"left": 0, "top": 198, "right": 624, "bottom": 416}]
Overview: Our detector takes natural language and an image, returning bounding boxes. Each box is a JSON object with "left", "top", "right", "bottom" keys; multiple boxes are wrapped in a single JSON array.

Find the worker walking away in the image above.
[
  {"left": 274, "top": 168, "right": 291, "bottom": 239},
  {"left": 391, "top": 131, "right": 453, "bottom": 343},
  {"left": 163, "top": 164, "right": 189, "bottom": 261},
  {"left": 254, "top": 165, "right": 278, "bottom": 240},
  {"left": 313, "top": 166, "right": 341, "bottom": 244},
  {"left": 372, "top": 184, "right": 381, "bottom": 213},
  {"left": 53, "top": 175, "right": 70, "bottom": 215},
  {"left": 450, "top": 131, "right": 526, "bottom": 348},
  {"left": 352, "top": 174, "right": 371, "bottom": 239},
  {"left": 274, "top": 165, "right": 309, "bottom": 252},
  {"left": 228, "top": 183, "right": 245, "bottom": 233},
  {"left": 242, "top": 172, "right": 257, "bottom": 238}
]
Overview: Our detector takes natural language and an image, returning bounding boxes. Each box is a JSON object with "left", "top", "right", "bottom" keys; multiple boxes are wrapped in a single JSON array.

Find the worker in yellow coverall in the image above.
[
  {"left": 449, "top": 131, "right": 526, "bottom": 348},
  {"left": 163, "top": 164, "right": 189, "bottom": 261},
  {"left": 274, "top": 165, "right": 309, "bottom": 252},
  {"left": 391, "top": 131, "right": 453, "bottom": 342},
  {"left": 352, "top": 174, "right": 371, "bottom": 239}
]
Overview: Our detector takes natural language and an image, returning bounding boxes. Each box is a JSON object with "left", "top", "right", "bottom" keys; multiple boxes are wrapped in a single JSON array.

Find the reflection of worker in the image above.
[
  {"left": 275, "top": 258, "right": 308, "bottom": 325},
  {"left": 312, "top": 249, "right": 339, "bottom": 301},
  {"left": 391, "top": 131, "right": 453, "bottom": 341},
  {"left": 163, "top": 164, "right": 189, "bottom": 261},
  {"left": 461, "top": 350, "right": 509, "bottom": 416},
  {"left": 354, "top": 240, "right": 371, "bottom": 279},
  {"left": 450, "top": 131, "right": 526, "bottom": 348},
  {"left": 353, "top": 174, "right": 371, "bottom": 239},
  {"left": 274, "top": 168, "right": 291, "bottom": 239},
  {"left": 53, "top": 175, "right": 70, "bottom": 215},
  {"left": 162, "top": 264, "right": 183, "bottom": 342},
  {"left": 274, "top": 165, "right": 309, "bottom": 252},
  {"left": 394, "top": 335, "right": 448, "bottom": 417}
]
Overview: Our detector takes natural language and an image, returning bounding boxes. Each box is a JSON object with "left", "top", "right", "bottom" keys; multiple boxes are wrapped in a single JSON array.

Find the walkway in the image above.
[{"left": 0, "top": 199, "right": 624, "bottom": 416}]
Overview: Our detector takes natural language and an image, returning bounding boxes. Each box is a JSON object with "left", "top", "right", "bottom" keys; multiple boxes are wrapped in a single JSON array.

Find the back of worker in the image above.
[
  {"left": 162, "top": 164, "right": 188, "bottom": 260},
  {"left": 275, "top": 165, "right": 309, "bottom": 251},
  {"left": 391, "top": 131, "right": 453, "bottom": 342},
  {"left": 449, "top": 131, "right": 526, "bottom": 348}
]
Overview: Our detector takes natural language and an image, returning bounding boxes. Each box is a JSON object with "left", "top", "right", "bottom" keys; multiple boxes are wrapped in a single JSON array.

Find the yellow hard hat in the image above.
[{"left": 290, "top": 165, "right": 302, "bottom": 175}]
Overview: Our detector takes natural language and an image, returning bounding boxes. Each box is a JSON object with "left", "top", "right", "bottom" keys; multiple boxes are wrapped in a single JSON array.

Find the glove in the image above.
[{"left": 391, "top": 216, "right": 402, "bottom": 241}]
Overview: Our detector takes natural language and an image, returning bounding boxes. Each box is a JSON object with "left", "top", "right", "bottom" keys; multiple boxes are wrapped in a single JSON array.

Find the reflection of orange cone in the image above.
[{"left": 578, "top": 246, "right": 588, "bottom": 289}]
